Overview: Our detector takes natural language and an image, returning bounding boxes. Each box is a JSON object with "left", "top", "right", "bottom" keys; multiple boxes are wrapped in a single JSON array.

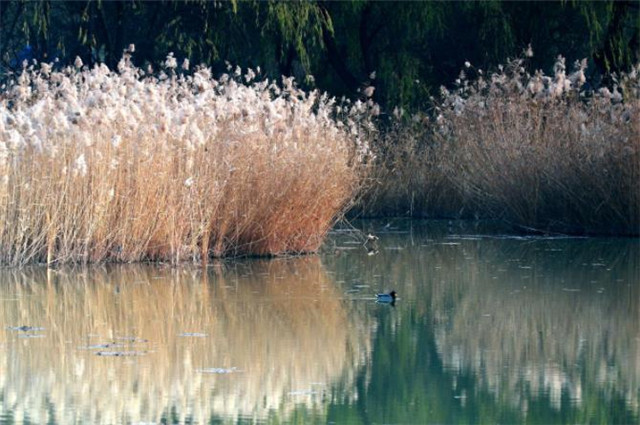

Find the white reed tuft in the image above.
[{"left": 0, "top": 54, "right": 373, "bottom": 265}]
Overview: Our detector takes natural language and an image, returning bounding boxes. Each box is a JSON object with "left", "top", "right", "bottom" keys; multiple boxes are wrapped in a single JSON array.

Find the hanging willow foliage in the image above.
[{"left": 1, "top": 0, "right": 638, "bottom": 109}]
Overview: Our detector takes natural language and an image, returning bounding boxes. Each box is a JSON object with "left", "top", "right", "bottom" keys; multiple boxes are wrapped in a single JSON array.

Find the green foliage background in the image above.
[{"left": 1, "top": 0, "right": 638, "bottom": 109}]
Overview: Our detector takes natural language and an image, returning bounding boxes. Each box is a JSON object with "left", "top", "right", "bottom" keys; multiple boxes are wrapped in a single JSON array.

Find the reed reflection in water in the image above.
[
  {"left": 326, "top": 221, "right": 639, "bottom": 423},
  {"left": 1, "top": 220, "right": 638, "bottom": 424},
  {"left": 0, "top": 258, "right": 372, "bottom": 424}
]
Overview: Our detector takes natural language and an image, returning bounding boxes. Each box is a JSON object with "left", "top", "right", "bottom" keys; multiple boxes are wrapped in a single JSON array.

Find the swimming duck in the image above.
[{"left": 376, "top": 291, "right": 397, "bottom": 303}]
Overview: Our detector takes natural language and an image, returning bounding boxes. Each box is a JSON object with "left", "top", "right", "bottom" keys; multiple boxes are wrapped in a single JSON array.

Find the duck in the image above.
[{"left": 376, "top": 291, "right": 397, "bottom": 303}]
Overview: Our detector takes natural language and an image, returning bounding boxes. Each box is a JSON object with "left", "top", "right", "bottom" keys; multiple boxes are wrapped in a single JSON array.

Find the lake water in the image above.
[{"left": 1, "top": 220, "right": 638, "bottom": 424}]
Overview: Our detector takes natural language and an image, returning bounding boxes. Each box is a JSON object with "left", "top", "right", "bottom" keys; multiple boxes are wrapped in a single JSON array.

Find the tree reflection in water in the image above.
[{"left": 325, "top": 220, "right": 639, "bottom": 424}]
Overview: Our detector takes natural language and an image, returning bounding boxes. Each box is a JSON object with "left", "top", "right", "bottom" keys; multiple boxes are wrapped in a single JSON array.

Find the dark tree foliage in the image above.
[{"left": 1, "top": 0, "right": 638, "bottom": 109}]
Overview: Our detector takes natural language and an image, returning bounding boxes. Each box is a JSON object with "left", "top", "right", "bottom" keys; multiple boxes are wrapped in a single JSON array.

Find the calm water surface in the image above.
[{"left": 1, "top": 220, "right": 638, "bottom": 424}]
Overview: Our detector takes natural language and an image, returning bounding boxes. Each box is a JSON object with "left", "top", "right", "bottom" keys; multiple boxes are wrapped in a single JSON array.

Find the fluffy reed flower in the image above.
[
  {"left": 164, "top": 52, "right": 177, "bottom": 69},
  {"left": 524, "top": 44, "right": 534, "bottom": 58},
  {"left": 0, "top": 53, "right": 373, "bottom": 265},
  {"left": 363, "top": 86, "right": 375, "bottom": 98},
  {"left": 361, "top": 51, "right": 639, "bottom": 234},
  {"left": 74, "top": 154, "right": 87, "bottom": 177},
  {"left": 433, "top": 54, "right": 640, "bottom": 234}
]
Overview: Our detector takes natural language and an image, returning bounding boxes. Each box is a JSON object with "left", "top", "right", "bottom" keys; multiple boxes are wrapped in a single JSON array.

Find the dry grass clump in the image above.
[
  {"left": 0, "top": 49, "right": 371, "bottom": 266},
  {"left": 436, "top": 55, "right": 640, "bottom": 234},
  {"left": 356, "top": 111, "right": 470, "bottom": 218},
  {"left": 361, "top": 53, "right": 639, "bottom": 235}
]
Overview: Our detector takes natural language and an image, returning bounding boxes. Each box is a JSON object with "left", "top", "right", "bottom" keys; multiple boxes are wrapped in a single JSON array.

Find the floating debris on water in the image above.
[
  {"left": 197, "top": 367, "right": 240, "bottom": 374},
  {"left": 7, "top": 326, "right": 45, "bottom": 332},
  {"left": 328, "top": 228, "right": 361, "bottom": 234},
  {"left": 179, "top": 332, "right": 208, "bottom": 337},
  {"left": 95, "top": 351, "right": 147, "bottom": 357},
  {"left": 448, "top": 235, "right": 482, "bottom": 241},
  {"left": 81, "top": 336, "right": 148, "bottom": 352},
  {"left": 80, "top": 343, "right": 125, "bottom": 350},
  {"left": 447, "top": 234, "right": 588, "bottom": 241},
  {"left": 115, "top": 336, "right": 148, "bottom": 343},
  {"left": 288, "top": 389, "right": 320, "bottom": 396}
]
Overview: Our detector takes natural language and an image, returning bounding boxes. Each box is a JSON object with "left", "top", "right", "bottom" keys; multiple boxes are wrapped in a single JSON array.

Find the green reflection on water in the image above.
[
  {"left": 0, "top": 220, "right": 638, "bottom": 424},
  {"left": 324, "top": 220, "right": 639, "bottom": 424}
]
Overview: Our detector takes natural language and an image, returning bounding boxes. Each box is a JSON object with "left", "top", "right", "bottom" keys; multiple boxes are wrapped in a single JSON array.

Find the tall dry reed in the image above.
[
  {"left": 355, "top": 112, "right": 470, "bottom": 218},
  {"left": 436, "top": 55, "right": 640, "bottom": 234},
  {"left": 361, "top": 53, "right": 640, "bottom": 235},
  {"left": 0, "top": 49, "right": 371, "bottom": 266}
]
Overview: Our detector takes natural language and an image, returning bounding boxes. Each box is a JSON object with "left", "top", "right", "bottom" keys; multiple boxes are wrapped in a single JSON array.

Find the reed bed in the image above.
[
  {"left": 361, "top": 55, "right": 640, "bottom": 235},
  {"left": 0, "top": 49, "right": 371, "bottom": 266}
]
